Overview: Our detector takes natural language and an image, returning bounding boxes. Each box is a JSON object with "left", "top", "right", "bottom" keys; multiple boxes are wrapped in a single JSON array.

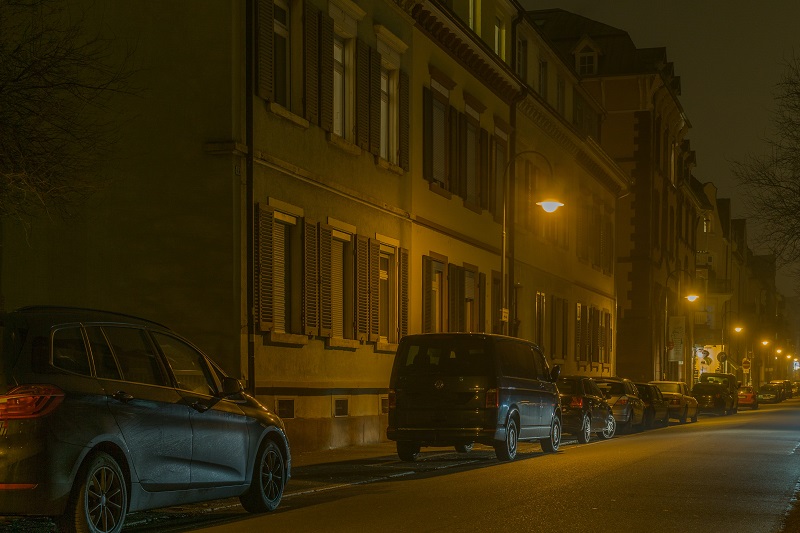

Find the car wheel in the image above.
[
  {"left": 541, "top": 416, "right": 561, "bottom": 453},
  {"left": 58, "top": 451, "right": 127, "bottom": 533},
  {"left": 495, "top": 414, "right": 519, "bottom": 461},
  {"left": 397, "top": 441, "right": 421, "bottom": 462},
  {"left": 578, "top": 414, "right": 591, "bottom": 444},
  {"left": 753, "top": 403, "right": 759, "bottom": 410},
  {"left": 240, "top": 439, "right": 286, "bottom": 513},
  {"left": 644, "top": 408, "right": 654, "bottom": 429},
  {"left": 596, "top": 414, "right": 616, "bottom": 440},
  {"left": 454, "top": 443, "right": 473, "bottom": 453},
  {"left": 691, "top": 409, "right": 698, "bottom": 423},
  {"left": 679, "top": 406, "right": 688, "bottom": 424}
]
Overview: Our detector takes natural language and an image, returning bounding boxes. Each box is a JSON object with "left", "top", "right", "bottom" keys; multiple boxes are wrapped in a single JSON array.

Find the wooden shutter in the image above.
[
  {"left": 369, "top": 47, "right": 382, "bottom": 156},
  {"left": 355, "top": 235, "right": 370, "bottom": 341},
  {"left": 448, "top": 106, "right": 459, "bottom": 194},
  {"left": 422, "top": 255, "right": 433, "bottom": 333},
  {"left": 255, "top": 204, "right": 275, "bottom": 331},
  {"left": 448, "top": 264, "right": 465, "bottom": 332},
  {"left": 479, "top": 129, "right": 489, "bottom": 210},
  {"left": 318, "top": 224, "right": 333, "bottom": 337},
  {"left": 318, "top": 11, "right": 334, "bottom": 132},
  {"left": 303, "top": 219, "right": 319, "bottom": 336},
  {"left": 422, "top": 87, "right": 433, "bottom": 182},
  {"left": 478, "top": 272, "right": 486, "bottom": 333},
  {"left": 369, "top": 239, "right": 381, "bottom": 341},
  {"left": 356, "top": 39, "right": 370, "bottom": 150},
  {"left": 256, "top": 0, "right": 274, "bottom": 102},
  {"left": 303, "top": 3, "right": 320, "bottom": 125},
  {"left": 398, "top": 71, "right": 410, "bottom": 171},
  {"left": 458, "top": 112, "right": 467, "bottom": 198},
  {"left": 272, "top": 220, "right": 287, "bottom": 333},
  {"left": 399, "top": 247, "right": 409, "bottom": 338}
]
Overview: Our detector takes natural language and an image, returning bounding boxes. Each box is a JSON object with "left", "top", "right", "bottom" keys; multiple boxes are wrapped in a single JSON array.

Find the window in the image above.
[
  {"left": 154, "top": 333, "right": 218, "bottom": 396},
  {"left": 447, "top": 263, "right": 484, "bottom": 333},
  {"left": 380, "top": 68, "right": 391, "bottom": 160},
  {"left": 556, "top": 76, "right": 565, "bottom": 115},
  {"left": 534, "top": 291, "right": 546, "bottom": 346},
  {"left": 493, "top": 16, "right": 504, "bottom": 59},
  {"left": 423, "top": 69, "right": 455, "bottom": 189},
  {"left": 273, "top": 0, "right": 291, "bottom": 107},
  {"left": 277, "top": 399, "right": 295, "bottom": 418},
  {"left": 375, "top": 25, "right": 409, "bottom": 168},
  {"left": 103, "top": 327, "right": 167, "bottom": 387},
  {"left": 334, "top": 398, "right": 349, "bottom": 417},
  {"left": 333, "top": 35, "right": 348, "bottom": 138},
  {"left": 576, "top": 303, "right": 587, "bottom": 362},
  {"left": 538, "top": 59, "right": 548, "bottom": 100},
  {"left": 468, "top": 0, "right": 477, "bottom": 30},
  {"left": 516, "top": 37, "right": 528, "bottom": 84},
  {"left": 85, "top": 327, "right": 120, "bottom": 380},
  {"left": 577, "top": 46, "right": 597, "bottom": 75},
  {"left": 549, "top": 296, "right": 569, "bottom": 359},
  {"left": 423, "top": 255, "right": 446, "bottom": 333},
  {"left": 52, "top": 327, "right": 90, "bottom": 376}
]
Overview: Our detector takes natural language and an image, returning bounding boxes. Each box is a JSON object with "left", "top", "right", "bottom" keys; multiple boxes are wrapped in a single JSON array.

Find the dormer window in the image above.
[{"left": 577, "top": 45, "right": 597, "bottom": 75}]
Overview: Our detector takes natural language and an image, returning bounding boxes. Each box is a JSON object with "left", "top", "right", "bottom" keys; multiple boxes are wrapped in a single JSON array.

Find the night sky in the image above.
[{"left": 523, "top": 0, "right": 800, "bottom": 294}]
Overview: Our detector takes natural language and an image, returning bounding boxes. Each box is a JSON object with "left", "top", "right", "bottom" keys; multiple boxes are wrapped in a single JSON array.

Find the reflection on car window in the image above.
[
  {"left": 396, "top": 337, "right": 491, "bottom": 376},
  {"left": 102, "top": 327, "right": 167, "bottom": 387},
  {"left": 85, "top": 327, "right": 121, "bottom": 380},
  {"left": 52, "top": 327, "right": 91, "bottom": 376},
  {"left": 557, "top": 379, "right": 577, "bottom": 395},
  {"left": 152, "top": 333, "right": 218, "bottom": 396},
  {"left": 596, "top": 381, "right": 625, "bottom": 395}
]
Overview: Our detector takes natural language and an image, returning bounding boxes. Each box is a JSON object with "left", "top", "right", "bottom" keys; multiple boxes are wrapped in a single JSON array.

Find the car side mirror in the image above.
[
  {"left": 221, "top": 376, "right": 244, "bottom": 397},
  {"left": 549, "top": 364, "right": 561, "bottom": 383}
]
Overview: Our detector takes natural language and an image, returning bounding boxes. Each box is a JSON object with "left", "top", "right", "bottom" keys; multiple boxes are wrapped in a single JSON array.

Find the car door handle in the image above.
[
  {"left": 191, "top": 401, "right": 210, "bottom": 413},
  {"left": 112, "top": 390, "right": 134, "bottom": 403}
]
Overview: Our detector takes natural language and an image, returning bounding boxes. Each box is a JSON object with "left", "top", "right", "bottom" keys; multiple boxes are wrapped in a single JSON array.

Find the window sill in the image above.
[
  {"left": 265, "top": 331, "right": 309, "bottom": 346},
  {"left": 327, "top": 133, "right": 362, "bottom": 156},
  {"left": 428, "top": 181, "right": 452, "bottom": 199},
  {"left": 462, "top": 200, "right": 482, "bottom": 214},
  {"left": 375, "top": 342, "right": 399, "bottom": 353},
  {"left": 325, "top": 337, "right": 361, "bottom": 350},
  {"left": 267, "top": 102, "right": 310, "bottom": 129},
  {"left": 376, "top": 157, "right": 404, "bottom": 175}
]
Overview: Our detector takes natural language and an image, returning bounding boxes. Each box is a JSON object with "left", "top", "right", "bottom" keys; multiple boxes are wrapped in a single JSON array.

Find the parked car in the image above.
[
  {"left": 593, "top": 377, "right": 645, "bottom": 432},
  {"left": 634, "top": 382, "right": 670, "bottom": 428},
  {"left": 769, "top": 379, "right": 792, "bottom": 400},
  {"left": 698, "top": 372, "right": 740, "bottom": 413},
  {"left": 738, "top": 385, "right": 759, "bottom": 409},
  {"left": 0, "top": 306, "right": 291, "bottom": 532},
  {"left": 557, "top": 375, "right": 616, "bottom": 443},
  {"left": 387, "top": 333, "right": 562, "bottom": 462},
  {"left": 651, "top": 381, "right": 699, "bottom": 423},
  {"left": 758, "top": 383, "right": 782, "bottom": 404},
  {"left": 692, "top": 382, "right": 734, "bottom": 415},
  {"left": 793, "top": 382, "right": 800, "bottom": 396}
]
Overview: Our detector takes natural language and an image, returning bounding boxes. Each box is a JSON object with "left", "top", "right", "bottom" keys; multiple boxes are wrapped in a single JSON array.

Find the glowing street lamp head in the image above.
[
  {"left": 762, "top": 340, "right": 770, "bottom": 346},
  {"left": 734, "top": 326, "right": 743, "bottom": 333},
  {"left": 685, "top": 294, "right": 699, "bottom": 302},
  {"left": 536, "top": 200, "right": 564, "bottom": 213}
]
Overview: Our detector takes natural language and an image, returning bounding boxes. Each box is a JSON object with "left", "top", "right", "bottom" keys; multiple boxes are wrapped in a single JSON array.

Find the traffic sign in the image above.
[{"left": 742, "top": 358, "right": 751, "bottom": 371}]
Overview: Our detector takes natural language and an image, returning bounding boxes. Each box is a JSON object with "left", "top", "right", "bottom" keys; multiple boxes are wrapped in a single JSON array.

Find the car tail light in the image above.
[
  {"left": 570, "top": 396, "right": 583, "bottom": 408},
  {"left": 388, "top": 389, "right": 396, "bottom": 410},
  {"left": 616, "top": 396, "right": 629, "bottom": 406},
  {"left": 0, "top": 483, "right": 38, "bottom": 490},
  {"left": 486, "top": 388, "right": 499, "bottom": 408},
  {"left": 0, "top": 385, "right": 64, "bottom": 420}
]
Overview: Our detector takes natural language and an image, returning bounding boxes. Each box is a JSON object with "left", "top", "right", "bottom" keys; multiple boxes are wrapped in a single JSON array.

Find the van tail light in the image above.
[
  {"left": 569, "top": 396, "right": 584, "bottom": 408},
  {"left": 616, "top": 396, "right": 629, "bottom": 406},
  {"left": 485, "top": 388, "right": 499, "bottom": 408},
  {"left": 388, "top": 389, "right": 396, "bottom": 410},
  {"left": 0, "top": 385, "right": 65, "bottom": 420}
]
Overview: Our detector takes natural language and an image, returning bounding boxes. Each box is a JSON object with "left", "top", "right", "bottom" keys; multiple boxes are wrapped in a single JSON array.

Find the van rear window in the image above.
[{"left": 395, "top": 337, "right": 491, "bottom": 376}]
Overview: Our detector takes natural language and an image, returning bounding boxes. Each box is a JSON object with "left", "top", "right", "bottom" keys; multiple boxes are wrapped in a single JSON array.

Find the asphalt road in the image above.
[{"left": 5, "top": 400, "right": 800, "bottom": 532}]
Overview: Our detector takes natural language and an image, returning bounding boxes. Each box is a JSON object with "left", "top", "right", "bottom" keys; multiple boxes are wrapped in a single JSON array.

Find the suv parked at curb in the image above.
[
  {"left": 0, "top": 306, "right": 291, "bottom": 532},
  {"left": 699, "top": 372, "right": 740, "bottom": 413},
  {"left": 387, "top": 333, "right": 561, "bottom": 462}
]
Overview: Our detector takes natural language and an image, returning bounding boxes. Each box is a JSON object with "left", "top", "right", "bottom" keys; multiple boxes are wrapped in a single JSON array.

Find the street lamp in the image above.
[{"left": 500, "top": 149, "right": 562, "bottom": 336}]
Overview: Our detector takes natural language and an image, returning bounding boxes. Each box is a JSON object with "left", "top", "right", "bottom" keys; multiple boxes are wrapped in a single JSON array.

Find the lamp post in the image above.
[
  {"left": 500, "top": 150, "right": 562, "bottom": 336},
  {"left": 759, "top": 340, "right": 770, "bottom": 388},
  {"left": 661, "top": 267, "right": 698, "bottom": 381}
]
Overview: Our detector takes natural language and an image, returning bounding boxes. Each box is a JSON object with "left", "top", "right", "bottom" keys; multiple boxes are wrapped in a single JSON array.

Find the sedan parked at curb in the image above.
[
  {"left": 557, "top": 375, "right": 616, "bottom": 443},
  {"left": 758, "top": 383, "right": 782, "bottom": 404},
  {"left": 594, "top": 377, "right": 645, "bottom": 432},
  {"left": 634, "top": 382, "right": 670, "bottom": 428},
  {"left": 0, "top": 306, "right": 291, "bottom": 533},
  {"left": 738, "top": 385, "right": 759, "bottom": 409},
  {"left": 651, "top": 380, "right": 698, "bottom": 423}
]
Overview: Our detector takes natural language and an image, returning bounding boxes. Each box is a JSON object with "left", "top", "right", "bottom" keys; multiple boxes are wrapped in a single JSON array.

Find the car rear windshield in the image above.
[
  {"left": 693, "top": 383, "right": 722, "bottom": 394},
  {"left": 655, "top": 383, "right": 681, "bottom": 393},
  {"left": 595, "top": 381, "right": 625, "bottom": 395},
  {"left": 557, "top": 379, "right": 579, "bottom": 395},
  {"left": 394, "top": 337, "right": 492, "bottom": 377}
]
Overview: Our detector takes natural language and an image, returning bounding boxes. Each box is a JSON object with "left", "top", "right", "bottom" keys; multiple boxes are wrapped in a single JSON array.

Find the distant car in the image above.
[
  {"left": 0, "top": 307, "right": 291, "bottom": 533},
  {"left": 594, "top": 377, "right": 645, "bottom": 432},
  {"left": 793, "top": 382, "right": 800, "bottom": 396},
  {"left": 557, "top": 375, "right": 616, "bottom": 443},
  {"left": 634, "top": 382, "right": 670, "bottom": 428},
  {"left": 387, "top": 333, "right": 562, "bottom": 462},
  {"left": 699, "top": 373, "right": 740, "bottom": 413},
  {"left": 769, "top": 380, "right": 793, "bottom": 400},
  {"left": 651, "top": 381, "right": 699, "bottom": 423},
  {"left": 758, "top": 383, "right": 782, "bottom": 404},
  {"left": 693, "top": 382, "right": 734, "bottom": 416},
  {"left": 738, "top": 385, "right": 759, "bottom": 409}
]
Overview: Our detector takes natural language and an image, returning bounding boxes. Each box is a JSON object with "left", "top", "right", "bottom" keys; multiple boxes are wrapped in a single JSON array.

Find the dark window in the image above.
[
  {"left": 153, "top": 333, "right": 218, "bottom": 396},
  {"left": 51, "top": 327, "right": 91, "bottom": 376},
  {"left": 277, "top": 398, "right": 295, "bottom": 418},
  {"left": 103, "top": 327, "right": 166, "bottom": 387},
  {"left": 395, "top": 336, "right": 491, "bottom": 376},
  {"left": 85, "top": 327, "right": 121, "bottom": 380},
  {"left": 496, "top": 339, "right": 536, "bottom": 379},
  {"left": 334, "top": 398, "right": 348, "bottom": 417}
]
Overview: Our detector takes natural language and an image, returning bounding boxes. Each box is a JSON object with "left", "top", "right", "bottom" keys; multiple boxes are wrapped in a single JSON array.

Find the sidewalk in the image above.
[{"left": 291, "top": 440, "right": 398, "bottom": 468}]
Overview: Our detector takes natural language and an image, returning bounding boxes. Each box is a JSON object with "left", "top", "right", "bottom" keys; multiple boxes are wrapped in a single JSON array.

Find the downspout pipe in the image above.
[{"left": 245, "top": 0, "right": 256, "bottom": 395}]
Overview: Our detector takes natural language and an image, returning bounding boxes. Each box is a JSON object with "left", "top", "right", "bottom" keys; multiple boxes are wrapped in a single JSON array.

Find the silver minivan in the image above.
[{"left": 387, "top": 333, "right": 561, "bottom": 461}]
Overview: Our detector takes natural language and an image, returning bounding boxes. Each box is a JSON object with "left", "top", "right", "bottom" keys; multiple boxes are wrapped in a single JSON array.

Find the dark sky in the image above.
[{"left": 522, "top": 0, "right": 800, "bottom": 294}]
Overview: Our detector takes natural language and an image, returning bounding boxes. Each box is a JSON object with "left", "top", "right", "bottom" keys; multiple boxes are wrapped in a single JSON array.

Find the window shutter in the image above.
[
  {"left": 355, "top": 235, "right": 370, "bottom": 341},
  {"left": 256, "top": 0, "right": 275, "bottom": 102},
  {"left": 255, "top": 204, "right": 275, "bottom": 331},
  {"left": 422, "top": 87, "right": 433, "bottom": 182},
  {"left": 458, "top": 112, "right": 467, "bottom": 198},
  {"left": 422, "top": 255, "right": 433, "bottom": 333},
  {"left": 399, "top": 247, "right": 409, "bottom": 338},
  {"left": 448, "top": 106, "right": 459, "bottom": 194},
  {"left": 398, "top": 71, "right": 410, "bottom": 171},
  {"left": 303, "top": 3, "right": 320, "bottom": 125},
  {"left": 356, "top": 40, "right": 370, "bottom": 150},
  {"left": 575, "top": 303, "right": 582, "bottom": 361},
  {"left": 479, "top": 129, "right": 489, "bottom": 210},
  {"left": 369, "top": 239, "right": 381, "bottom": 341},
  {"left": 318, "top": 11, "right": 334, "bottom": 132},
  {"left": 478, "top": 272, "right": 486, "bottom": 332},
  {"left": 318, "top": 224, "right": 333, "bottom": 337},
  {"left": 303, "top": 219, "right": 320, "bottom": 336},
  {"left": 448, "top": 264, "right": 465, "bottom": 332},
  {"left": 369, "top": 47, "right": 382, "bottom": 156}
]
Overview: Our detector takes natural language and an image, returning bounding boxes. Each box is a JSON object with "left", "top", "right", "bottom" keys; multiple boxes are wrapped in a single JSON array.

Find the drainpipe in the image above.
[{"left": 245, "top": 0, "right": 256, "bottom": 395}]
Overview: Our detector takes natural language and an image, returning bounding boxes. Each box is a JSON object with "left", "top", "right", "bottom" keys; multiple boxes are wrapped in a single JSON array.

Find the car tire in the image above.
[
  {"left": 691, "top": 409, "right": 698, "bottom": 423},
  {"left": 753, "top": 403, "right": 759, "bottom": 410},
  {"left": 644, "top": 408, "right": 654, "bottom": 429},
  {"left": 679, "top": 406, "right": 688, "bottom": 424},
  {"left": 578, "top": 414, "right": 591, "bottom": 444},
  {"left": 240, "top": 439, "right": 286, "bottom": 513},
  {"left": 596, "top": 414, "right": 616, "bottom": 440},
  {"left": 455, "top": 443, "right": 473, "bottom": 453},
  {"left": 540, "top": 416, "right": 561, "bottom": 453},
  {"left": 58, "top": 451, "right": 128, "bottom": 533},
  {"left": 495, "top": 414, "right": 519, "bottom": 461},
  {"left": 397, "top": 441, "right": 421, "bottom": 462}
]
